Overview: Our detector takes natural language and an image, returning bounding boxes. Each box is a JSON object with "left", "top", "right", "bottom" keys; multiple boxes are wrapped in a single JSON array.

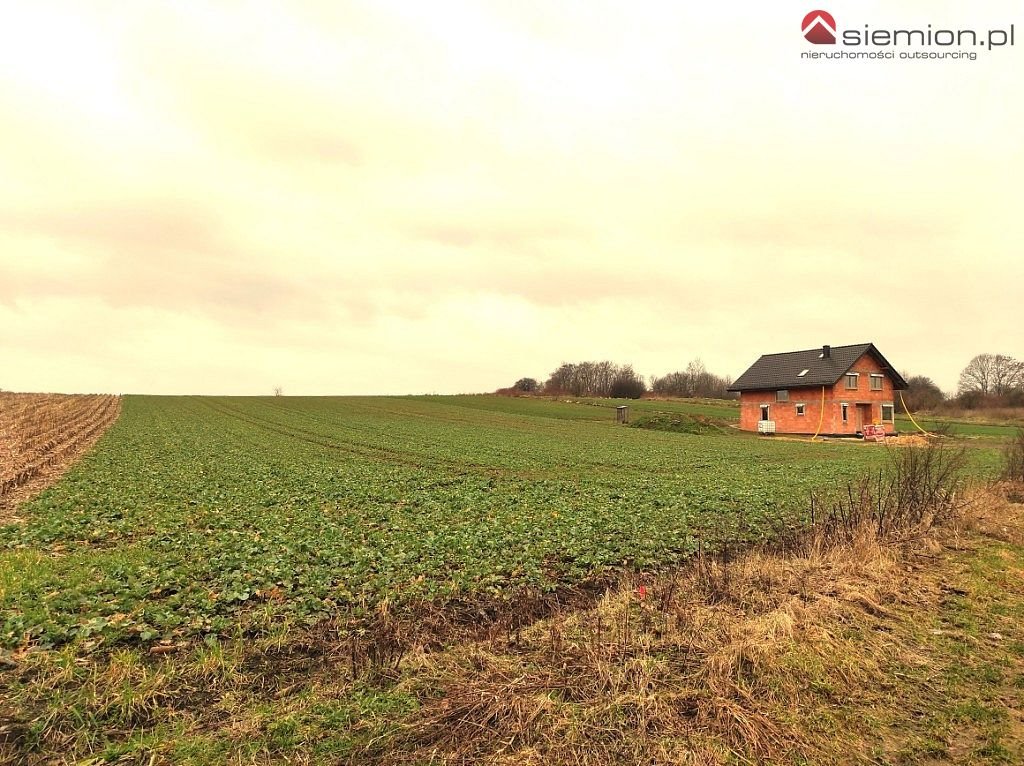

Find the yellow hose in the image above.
[
  {"left": 899, "top": 390, "right": 933, "bottom": 437},
  {"left": 811, "top": 385, "right": 825, "bottom": 441}
]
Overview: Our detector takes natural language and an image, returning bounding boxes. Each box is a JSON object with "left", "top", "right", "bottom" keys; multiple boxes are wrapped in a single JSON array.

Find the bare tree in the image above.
[
  {"left": 273, "top": 386, "right": 284, "bottom": 397},
  {"left": 958, "top": 354, "right": 1024, "bottom": 396},
  {"left": 650, "top": 359, "right": 735, "bottom": 399},
  {"left": 544, "top": 361, "right": 648, "bottom": 397},
  {"left": 991, "top": 354, "right": 1024, "bottom": 395}
]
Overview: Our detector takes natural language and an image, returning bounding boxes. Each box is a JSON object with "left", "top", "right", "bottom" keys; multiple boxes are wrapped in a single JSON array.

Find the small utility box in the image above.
[{"left": 615, "top": 405, "right": 629, "bottom": 424}]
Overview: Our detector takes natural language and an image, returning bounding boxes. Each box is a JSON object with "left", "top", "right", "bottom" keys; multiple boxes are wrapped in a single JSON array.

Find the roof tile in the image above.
[{"left": 728, "top": 343, "right": 908, "bottom": 392}]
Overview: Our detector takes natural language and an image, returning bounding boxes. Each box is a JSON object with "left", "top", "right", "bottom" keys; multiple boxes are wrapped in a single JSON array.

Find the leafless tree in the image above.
[
  {"left": 273, "top": 386, "right": 284, "bottom": 397},
  {"left": 650, "top": 358, "right": 735, "bottom": 399},
  {"left": 958, "top": 354, "right": 1024, "bottom": 396},
  {"left": 544, "top": 361, "right": 647, "bottom": 397},
  {"left": 991, "top": 355, "right": 1024, "bottom": 395}
]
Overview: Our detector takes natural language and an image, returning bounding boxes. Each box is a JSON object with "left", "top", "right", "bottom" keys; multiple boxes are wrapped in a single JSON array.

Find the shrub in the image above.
[
  {"left": 609, "top": 367, "right": 646, "bottom": 399},
  {"left": 512, "top": 378, "right": 540, "bottom": 393},
  {"left": 1003, "top": 429, "right": 1024, "bottom": 483},
  {"left": 809, "top": 438, "right": 968, "bottom": 542}
]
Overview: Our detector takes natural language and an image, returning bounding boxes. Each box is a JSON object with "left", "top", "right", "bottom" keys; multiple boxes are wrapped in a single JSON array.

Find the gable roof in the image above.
[{"left": 728, "top": 343, "right": 908, "bottom": 392}]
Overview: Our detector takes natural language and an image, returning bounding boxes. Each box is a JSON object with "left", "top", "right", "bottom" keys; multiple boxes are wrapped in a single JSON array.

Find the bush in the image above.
[
  {"left": 609, "top": 367, "right": 646, "bottom": 399},
  {"left": 513, "top": 378, "right": 540, "bottom": 393},
  {"left": 809, "top": 439, "right": 968, "bottom": 542},
  {"left": 1004, "top": 429, "right": 1024, "bottom": 483}
]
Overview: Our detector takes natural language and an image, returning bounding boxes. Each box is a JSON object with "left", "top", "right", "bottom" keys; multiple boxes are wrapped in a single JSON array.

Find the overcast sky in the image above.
[{"left": 1, "top": 1, "right": 1021, "bottom": 395}]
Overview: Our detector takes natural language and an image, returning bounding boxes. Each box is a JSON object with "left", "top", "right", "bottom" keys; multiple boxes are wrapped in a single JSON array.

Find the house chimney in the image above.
[{"left": 822, "top": 345, "right": 831, "bottom": 358}]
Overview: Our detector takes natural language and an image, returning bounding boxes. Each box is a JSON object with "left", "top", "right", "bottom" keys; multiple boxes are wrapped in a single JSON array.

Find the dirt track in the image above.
[{"left": 0, "top": 393, "right": 121, "bottom": 518}]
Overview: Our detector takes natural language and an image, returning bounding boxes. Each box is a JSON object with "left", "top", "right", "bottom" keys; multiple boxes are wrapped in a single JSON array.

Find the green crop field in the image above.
[
  {"left": 5, "top": 393, "right": 996, "bottom": 652},
  {"left": 0, "top": 394, "right": 1014, "bottom": 765}
]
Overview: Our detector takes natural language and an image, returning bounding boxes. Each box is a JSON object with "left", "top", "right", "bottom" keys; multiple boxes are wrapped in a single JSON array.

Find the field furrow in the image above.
[{"left": 0, "top": 393, "right": 122, "bottom": 513}]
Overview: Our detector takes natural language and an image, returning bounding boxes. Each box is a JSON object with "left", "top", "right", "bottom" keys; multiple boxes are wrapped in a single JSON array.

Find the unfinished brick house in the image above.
[{"left": 728, "top": 343, "right": 908, "bottom": 436}]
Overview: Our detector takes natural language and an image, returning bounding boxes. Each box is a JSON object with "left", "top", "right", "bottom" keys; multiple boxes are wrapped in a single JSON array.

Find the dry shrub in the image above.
[
  {"left": 810, "top": 437, "right": 969, "bottom": 543},
  {"left": 1003, "top": 428, "right": 1024, "bottom": 483}
]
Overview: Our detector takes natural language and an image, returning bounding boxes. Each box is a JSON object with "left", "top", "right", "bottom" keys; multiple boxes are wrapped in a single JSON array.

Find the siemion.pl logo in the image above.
[{"left": 802, "top": 10, "right": 837, "bottom": 44}]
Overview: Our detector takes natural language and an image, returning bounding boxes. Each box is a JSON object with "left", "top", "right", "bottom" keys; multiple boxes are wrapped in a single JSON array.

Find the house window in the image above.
[
  {"left": 760, "top": 404, "right": 770, "bottom": 421},
  {"left": 881, "top": 403, "right": 894, "bottom": 422},
  {"left": 776, "top": 390, "right": 789, "bottom": 402},
  {"left": 796, "top": 403, "right": 806, "bottom": 416},
  {"left": 841, "top": 403, "right": 849, "bottom": 423},
  {"left": 870, "top": 374, "right": 884, "bottom": 391},
  {"left": 845, "top": 373, "right": 859, "bottom": 390}
]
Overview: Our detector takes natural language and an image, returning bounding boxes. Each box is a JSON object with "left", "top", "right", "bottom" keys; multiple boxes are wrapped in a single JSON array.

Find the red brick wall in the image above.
[
  {"left": 739, "top": 387, "right": 827, "bottom": 433},
  {"left": 738, "top": 352, "right": 898, "bottom": 435},
  {"left": 828, "top": 353, "right": 897, "bottom": 434}
]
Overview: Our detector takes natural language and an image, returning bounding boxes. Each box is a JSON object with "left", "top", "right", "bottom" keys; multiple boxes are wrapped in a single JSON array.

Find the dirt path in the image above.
[{"left": 0, "top": 393, "right": 121, "bottom": 519}]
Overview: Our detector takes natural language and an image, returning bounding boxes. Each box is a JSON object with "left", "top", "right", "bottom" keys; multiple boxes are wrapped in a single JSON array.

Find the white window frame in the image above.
[
  {"left": 870, "top": 374, "right": 884, "bottom": 391},
  {"left": 845, "top": 373, "right": 860, "bottom": 390},
  {"left": 841, "top": 402, "right": 849, "bottom": 423},
  {"left": 881, "top": 403, "right": 895, "bottom": 423},
  {"left": 776, "top": 389, "right": 789, "bottom": 402},
  {"left": 760, "top": 404, "right": 770, "bottom": 421},
  {"left": 795, "top": 403, "right": 806, "bottom": 416}
]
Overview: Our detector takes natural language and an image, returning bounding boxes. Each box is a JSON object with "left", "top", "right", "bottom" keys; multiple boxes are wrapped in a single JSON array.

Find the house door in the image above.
[
  {"left": 760, "top": 404, "right": 770, "bottom": 421},
  {"left": 856, "top": 403, "right": 872, "bottom": 430}
]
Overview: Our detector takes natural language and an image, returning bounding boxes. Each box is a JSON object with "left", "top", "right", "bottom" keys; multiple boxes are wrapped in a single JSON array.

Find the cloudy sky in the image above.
[{"left": 1, "top": 1, "right": 1021, "bottom": 395}]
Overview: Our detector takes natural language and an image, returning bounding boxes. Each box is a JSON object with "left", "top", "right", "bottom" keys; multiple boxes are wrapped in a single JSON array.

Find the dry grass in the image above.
[
  {"left": 0, "top": 392, "right": 121, "bottom": 517},
  {"left": 930, "top": 405, "right": 1024, "bottom": 425},
  {"left": 378, "top": 517, "right": 932, "bottom": 765}
]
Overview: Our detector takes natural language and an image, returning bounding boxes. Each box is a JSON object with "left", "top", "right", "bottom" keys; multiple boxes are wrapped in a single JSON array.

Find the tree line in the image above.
[
  {"left": 502, "top": 358, "right": 735, "bottom": 400},
  {"left": 899, "top": 352, "right": 1024, "bottom": 411},
  {"left": 954, "top": 353, "right": 1024, "bottom": 407}
]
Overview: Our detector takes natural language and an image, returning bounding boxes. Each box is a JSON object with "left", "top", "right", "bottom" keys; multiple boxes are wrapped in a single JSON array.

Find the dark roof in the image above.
[{"left": 728, "top": 343, "right": 908, "bottom": 392}]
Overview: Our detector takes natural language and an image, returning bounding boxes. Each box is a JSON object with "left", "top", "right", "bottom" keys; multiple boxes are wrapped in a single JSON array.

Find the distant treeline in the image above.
[
  {"left": 501, "top": 359, "right": 735, "bottom": 400},
  {"left": 543, "top": 361, "right": 648, "bottom": 399},
  {"left": 649, "top": 360, "right": 735, "bottom": 399},
  {"left": 904, "top": 352, "right": 1024, "bottom": 412}
]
